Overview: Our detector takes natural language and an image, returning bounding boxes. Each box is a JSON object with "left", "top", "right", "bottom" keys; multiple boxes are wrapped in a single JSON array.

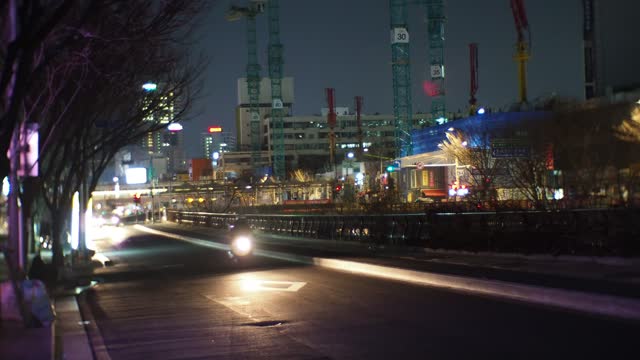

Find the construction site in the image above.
[{"left": 95, "top": 0, "right": 640, "bottom": 208}]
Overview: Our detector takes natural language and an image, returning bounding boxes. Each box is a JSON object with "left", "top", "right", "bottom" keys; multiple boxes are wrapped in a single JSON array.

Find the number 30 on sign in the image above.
[{"left": 391, "top": 28, "right": 409, "bottom": 44}]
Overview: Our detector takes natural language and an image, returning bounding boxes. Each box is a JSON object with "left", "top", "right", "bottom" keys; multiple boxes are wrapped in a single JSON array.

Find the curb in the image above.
[
  {"left": 135, "top": 224, "right": 640, "bottom": 322},
  {"left": 76, "top": 290, "right": 110, "bottom": 360},
  {"left": 55, "top": 296, "right": 94, "bottom": 360}
]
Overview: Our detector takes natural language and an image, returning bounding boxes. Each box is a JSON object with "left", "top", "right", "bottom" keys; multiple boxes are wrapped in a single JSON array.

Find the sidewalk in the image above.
[{"left": 0, "top": 247, "right": 96, "bottom": 360}]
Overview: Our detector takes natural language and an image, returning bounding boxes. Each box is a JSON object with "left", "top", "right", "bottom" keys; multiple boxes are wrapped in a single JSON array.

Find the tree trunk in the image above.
[{"left": 50, "top": 211, "right": 65, "bottom": 269}]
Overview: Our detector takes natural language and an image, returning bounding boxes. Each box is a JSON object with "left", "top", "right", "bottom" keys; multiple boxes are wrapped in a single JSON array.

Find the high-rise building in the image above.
[
  {"left": 235, "top": 77, "right": 295, "bottom": 152},
  {"left": 163, "top": 123, "right": 187, "bottom": 177},
  {"left": 201, "top": 126, "right": 237, "bottom": 160},
  {"left": 140, "top": 84, "right": 175, "bottom": 155},
  {"left": 138, "top": 83, "right": 185, "bottom": 180}
]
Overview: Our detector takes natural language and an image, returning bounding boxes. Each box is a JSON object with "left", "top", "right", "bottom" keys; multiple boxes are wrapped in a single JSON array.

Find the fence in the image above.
[{"left": 168, "top": 208, "right": 640, "bottom": 256}]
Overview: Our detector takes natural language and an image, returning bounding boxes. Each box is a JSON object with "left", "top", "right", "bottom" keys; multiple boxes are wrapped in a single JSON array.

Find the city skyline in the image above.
[{"left": 183, "top": 0, "right": 640, "bottom": 158}]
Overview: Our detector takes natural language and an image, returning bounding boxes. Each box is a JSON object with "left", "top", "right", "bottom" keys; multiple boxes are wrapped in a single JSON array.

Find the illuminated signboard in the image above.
[
  {"left": 125, "top": 167, "right": 148, "bottom": 184},
  {"left": 208, "top": 126, "right": 223, "bottom": 133}
]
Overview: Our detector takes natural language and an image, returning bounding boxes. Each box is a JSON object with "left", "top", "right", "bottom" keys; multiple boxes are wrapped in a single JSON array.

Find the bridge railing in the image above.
[{"left": 167, "top": 208, "right": 640, "bottom": 256}]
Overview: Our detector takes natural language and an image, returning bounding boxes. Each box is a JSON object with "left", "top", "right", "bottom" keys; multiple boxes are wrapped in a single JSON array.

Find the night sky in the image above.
[{"left": 184, "top": 0, "right": 640, "bottom": 157}]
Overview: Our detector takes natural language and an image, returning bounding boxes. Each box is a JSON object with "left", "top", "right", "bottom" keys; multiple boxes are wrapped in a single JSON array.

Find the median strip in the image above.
[{"left": 134, "top": 225, "right": 640, "bottom": 321}]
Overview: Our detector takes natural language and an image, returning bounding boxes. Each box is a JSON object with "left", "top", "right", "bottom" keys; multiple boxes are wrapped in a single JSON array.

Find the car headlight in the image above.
[{"left": 231, "top": 236, "right": 253, "bottom": 256}]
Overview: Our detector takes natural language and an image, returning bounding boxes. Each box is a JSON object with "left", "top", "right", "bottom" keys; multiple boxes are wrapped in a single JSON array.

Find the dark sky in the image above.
[{"left": 184, "top": 0, "right": 640, "bottom": 157}]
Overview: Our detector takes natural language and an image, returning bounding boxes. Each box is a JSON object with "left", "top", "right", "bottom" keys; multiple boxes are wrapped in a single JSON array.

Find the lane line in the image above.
[{"left": 134, "top": 225, "right": 640, "bottom": 321}]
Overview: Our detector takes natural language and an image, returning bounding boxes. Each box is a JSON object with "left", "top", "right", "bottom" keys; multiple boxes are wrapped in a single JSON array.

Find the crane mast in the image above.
[
  {"left": 389, "top": 0, "right": 413, "bottom": 158},
  {"left": 227, "top": 1, "right": 265, "bottom": 175},
  {"left": 425, "top": 0, "right": 446, "bottom": 122},
  {"left": 469, "top": 43, "right": 479, "bottom": 115},
  {"left": 355, "top": 96, "right": 364, "bottom": 157},
  {"left": 510, "top": 0, "right": 530, "bottom": 105},
  {"left": 326, "top": 88, "right": 337, "bottom": 176},
  {"left": 246, "top": 9, "right": 261, "bottom": 170},
  {"left": 268, "top": 0, "right": 285, "bottom": 180}
]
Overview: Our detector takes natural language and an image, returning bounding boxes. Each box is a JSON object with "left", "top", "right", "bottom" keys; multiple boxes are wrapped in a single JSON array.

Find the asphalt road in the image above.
[{"left": 80, "top": 225, "right": 640, "bottom": 359}]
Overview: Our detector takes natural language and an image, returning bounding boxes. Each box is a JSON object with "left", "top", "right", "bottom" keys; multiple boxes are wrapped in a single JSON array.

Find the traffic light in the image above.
[
  {"left": 386, "top": 161, "right": 400, "bottom": 173},
  {"left": 334, "top": 184, "right": 342, "bottom": 192},
  {"left": 133, "top": 193, "right": 141, "bottom": 204}
]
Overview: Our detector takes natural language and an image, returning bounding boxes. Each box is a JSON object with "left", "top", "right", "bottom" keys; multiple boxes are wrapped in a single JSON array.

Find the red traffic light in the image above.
[
  {"left": 133, "top": 193, "right": 141, "bottom": 203},
  {"left": 334, "top": 185, "right": 342, "bottom": 192}
]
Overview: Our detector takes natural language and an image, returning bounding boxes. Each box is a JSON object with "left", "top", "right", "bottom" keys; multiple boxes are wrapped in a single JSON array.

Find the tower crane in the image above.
[
  {"left": 226, "top": 1, "right": 265, "bottom": 175},
  {"left": 355, "top": 96, "right": 364, "bottom": 157},
  {"left": 425, "top": 0, "right": 446, "bottom": 122},
  {"left": 227, "top": 1, "right": 285, "bottom": 179},
  {"left": 469, "top": 43, "right": 479, "bottom": 115},
  {"left": 389, "top": 0, "right": 413, "bottom": 158},
  {"left": 510, "top": 0, "right": 530, "bottom": 105},
  {"left": 268, "top": 0, "right": 285, "bottom": 180},
  {"left": 390, "top": 0, "right": 446, "bottom": 158},
  {"left": 326, "top": 88, "right": 337, "bottom": 177}
]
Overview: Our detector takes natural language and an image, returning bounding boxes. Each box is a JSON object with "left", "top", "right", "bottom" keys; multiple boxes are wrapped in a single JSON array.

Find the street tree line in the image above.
[{"left": 1, "top": 1, "right": 207, "bottom": 270}]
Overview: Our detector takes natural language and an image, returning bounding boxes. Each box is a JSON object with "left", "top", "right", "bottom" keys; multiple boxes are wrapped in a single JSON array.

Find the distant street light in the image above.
[
  {"left": 346, "top": 152, "right": 355, "bottom": 179},
  {"left": 477, "top": 107, "right": 486, "bottom": 115},
  {"left": 113, "top": 177, "right": 120, "bottom": 199},
  {"left": 142, "top": 82, "right": 157, "bottom": 91}
]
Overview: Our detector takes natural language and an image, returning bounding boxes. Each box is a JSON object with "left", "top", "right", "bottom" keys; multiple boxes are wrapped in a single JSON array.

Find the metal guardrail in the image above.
[{"left": 168, "top": 208, "right": 640, "bottom": 256}]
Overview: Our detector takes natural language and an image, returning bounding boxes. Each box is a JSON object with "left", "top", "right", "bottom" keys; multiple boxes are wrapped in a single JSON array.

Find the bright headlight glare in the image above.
[{"left": 232, "top": 236, "right": 253, "bottom": 256}]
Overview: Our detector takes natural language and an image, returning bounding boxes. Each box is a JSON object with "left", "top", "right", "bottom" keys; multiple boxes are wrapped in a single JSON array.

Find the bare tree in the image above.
[
  {"left": 17, "top": 1, "right": 207, "bottom": 267},
  {"left": 503, "top": 120, "right": 554, "bottom": 208},
  {"left": 551, "top": 103, "right": 629, "bottom": 204},
  {"left": 441, "top": 126, "right": 505, "bottom": 202},
  {"left": 614, "top": 105, "right": 640, "bottom": 205},
  {"left": 616, "top": 106, "right": 640, "bottom": 143}
]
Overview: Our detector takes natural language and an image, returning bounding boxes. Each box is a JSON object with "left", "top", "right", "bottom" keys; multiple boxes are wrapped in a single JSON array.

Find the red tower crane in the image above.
[
  {"left": 326, "top": 88, "right": 337, "bottom": 175},
  {"left": 469, "top": 43, "right": 479, "bottom": 115},
  {"left": 354, "top": 96, "right": 363, "bottom": 156},
  {"left": 510, "top": 0, "right": 530, "bottom": 105}
]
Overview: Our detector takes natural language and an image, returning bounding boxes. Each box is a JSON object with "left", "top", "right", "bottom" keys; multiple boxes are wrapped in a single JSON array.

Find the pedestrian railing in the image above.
[{"left": 167, "top": 208, "right": 640, "bottom": 256}]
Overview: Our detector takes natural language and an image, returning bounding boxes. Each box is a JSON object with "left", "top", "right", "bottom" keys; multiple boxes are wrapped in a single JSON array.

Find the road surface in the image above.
[{"left": 80, "top": 225, "right": 640, "bottom": 359}]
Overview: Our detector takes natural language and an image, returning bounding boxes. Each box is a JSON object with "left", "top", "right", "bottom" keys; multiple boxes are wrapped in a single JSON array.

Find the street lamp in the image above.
[
  {"left": 142, "top": 82, "right": 157, "bottom": 91},
  {"left": 113, "top": 176, "right": 120, "bottom": 199},
  {"left": 346, "top": 152, "right": 355, "bottom": 179}
]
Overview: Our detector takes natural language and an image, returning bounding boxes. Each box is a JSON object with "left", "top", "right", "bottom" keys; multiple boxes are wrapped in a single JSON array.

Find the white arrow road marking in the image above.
[{"left": 240, "top": 279, "right": 307, "bottom": 292}]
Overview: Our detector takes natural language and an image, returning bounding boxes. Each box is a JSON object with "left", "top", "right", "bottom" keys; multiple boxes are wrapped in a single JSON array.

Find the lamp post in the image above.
[
  {"left": 113, "top": 176, "right": 120, "bottom": 199},
  {"left": 346, "top": 151, "right": 355, "bottom": 179}
]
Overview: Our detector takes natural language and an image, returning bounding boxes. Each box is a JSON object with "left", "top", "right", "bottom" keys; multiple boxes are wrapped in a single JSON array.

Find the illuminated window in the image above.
[{"left": 421, "top": 171, "right": 429, "bottom": 186}]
